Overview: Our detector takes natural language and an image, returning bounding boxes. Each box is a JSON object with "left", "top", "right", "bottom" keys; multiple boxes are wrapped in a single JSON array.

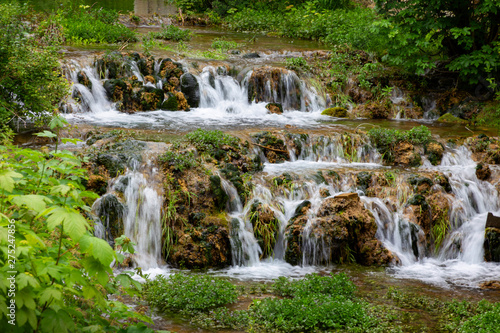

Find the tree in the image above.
[
  {"left": 375, "top": 0, "right": 500, "bottom": 89},
  {"left": 0, "top": 3, "right": 68, "bottom": 131}
]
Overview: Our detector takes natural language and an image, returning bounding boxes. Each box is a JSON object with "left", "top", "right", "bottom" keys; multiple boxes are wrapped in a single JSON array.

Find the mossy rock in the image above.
[
  {"left": 209, "top": 175, "right": 229, "bottom": 211},
  {"left": 436, "top": 113, "right": 467, "bottom": 124},
  {"left": 425, "top": 140, "right": 445, "bottom": 166},
  {"left": 265, "top": 103, "right": 283, "bottom": 114},
  {"left": 138, "top": 87, "right": 164, "bottom": 111},
  {"left": 356, "top": 171, "right": 372, "bottom": 192},
  {"left": 161, "top": 92, "right": 179, "bottom": 111},
  {"left": 407, "top": 194, "right": 429, "bottom": 210},
  {"left": 408, "top": 175, "right": 433, "bottom": 194},
  {"left": 321, "top": 107, "right": 347, "bottom": 117},
  {"left": 94, "top": 193, "right": 125, "bottom": 241},
  {"left": 77, "top": 71, "right": 92, "bottom": 89},
  {"left": 484, "top": 227, "right": 500, "bottom": 262},
  {"left": 180, "top": 73, "right": 200, "bottom": 108}
]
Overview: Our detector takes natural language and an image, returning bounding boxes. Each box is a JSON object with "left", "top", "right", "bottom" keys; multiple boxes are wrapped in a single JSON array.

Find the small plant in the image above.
[
  {"left": 211, "top": 37, "right": 238, "bottom": 52},
  {"left": 144, "top": 273, "right": 238, "bottom": 313},
  {"left": 151, "top": 24, "right": 193, "bottom": 41},
  {"left": 157, "top": 150, "right": 197, "bottom": 172},
  {"left": 285, "top": 57, "right": 310, "bottom": 72},
  {"left": 186, "top": 129, "right": 240, "bottom": 158}
]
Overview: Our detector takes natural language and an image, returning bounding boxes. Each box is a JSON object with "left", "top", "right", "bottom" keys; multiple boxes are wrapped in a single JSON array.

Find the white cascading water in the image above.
[
  {"left": 63, "top": 61, "right": 328, "bottom": 130},
  {"left": 220, "top": 133, "right": 500, "bottom": 286}
]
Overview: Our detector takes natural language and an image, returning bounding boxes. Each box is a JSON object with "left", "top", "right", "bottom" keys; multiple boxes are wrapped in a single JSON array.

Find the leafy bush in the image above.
[
  {"left": 272, "top": 272, "right": 356, "bottom": 298},
  {"left": 59, "top": 6, "right": 137, "bottom": 44},
  {"left": 0, "top": 141, "right": 150, "bottom": 332},
  {"left": 249, "top": 273, "right": 371, "bottom": 331},
  {"left": 211, "top": 37, "right": 238, "bottom": 52},
  {"left": 368, "top": 125, "right": 431, "bottom": 163},
  {"left": 285, "top": 57, "right": 310, "bottom": 72},
  {"left": 157, "top": 150, "right": 198, "bottom": 172},
  {"left": 144, "top": 273, "right": 238, "bottom": 313},
  {"left": 458, "top": 302, "right": 500, "bottom": 333},
  {"left": 0, "top": 3, "right": 68, "bottom": 127},
  {"left": 151, "top": 25, "right": 193, "bottom": 42},
  {"left": 186, "top": 129, "right": 240, "bottom": 156}
]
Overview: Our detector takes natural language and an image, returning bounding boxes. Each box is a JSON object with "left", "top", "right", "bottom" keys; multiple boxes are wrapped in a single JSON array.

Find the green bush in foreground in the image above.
[
  {"left": 458, "top": 303, "right": 500, "bottom": 333},
  {"left": 144, "top": 273, "right": 238, "bottom": 313}
]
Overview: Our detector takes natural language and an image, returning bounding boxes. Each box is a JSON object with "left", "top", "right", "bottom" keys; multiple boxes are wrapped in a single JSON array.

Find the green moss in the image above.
[
  {"left": 321, "top": 107, "right": 348, "bottom": 117},
  {"left": 437, "top": 113, "right": 467, "bottom": 124}
]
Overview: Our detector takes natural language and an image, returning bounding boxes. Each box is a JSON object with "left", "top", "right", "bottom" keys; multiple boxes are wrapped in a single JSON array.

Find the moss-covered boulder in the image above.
[
  {"left": 169, "top": 216, "right": 232, "bottom": 269},
  {"left": 265, "top": 103, "right": 283, "bottom": 115},
  {"left": 138, "top": 87, "right": 164, "bottom": 111},
  {"left": 436, "top": 113, "right": 467, "bottom": 124},
  {"left": 93, "top": 193, "right": 125, "bottom": 242},
  {"left": 476, "top": 163, "right": 491, "bottom": 181},
  {"left": 321, "top": 107, "right": 347, "bottom": 117},
  {"left": 425, "top": 140, "right": 445, "bottom": 166},
  {"left": 248, "top": 201, "right": 279, "bottom": 258}
]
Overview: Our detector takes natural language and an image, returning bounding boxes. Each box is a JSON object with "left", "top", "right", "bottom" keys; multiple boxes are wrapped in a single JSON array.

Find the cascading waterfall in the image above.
[
  {"left": 67, "top": 63, "right": 111, "bottom": 113},
  {"left": 221, "top": 133, "right": 500, "bottom": 286},
  {"left": 93, "top": 167, "right": 163, "bottom": 270}
]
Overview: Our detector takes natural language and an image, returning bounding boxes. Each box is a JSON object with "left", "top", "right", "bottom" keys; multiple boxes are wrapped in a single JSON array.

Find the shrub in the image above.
[
  {"left": 144, "top": 273, "right": 238, "bottom": 313},
  {"left": 458, "top": 303, "right": 500, "bottom": 333},
  {"left": 186, "top": 129, "right": 240, "bottom": 156},
  {"left": 285, "top": 57, "right": 310, "bottom": 72},
  {"left": 211, "top": 37, "right": 238, "bottom": 52},
  {"left": 272, "top": 272, "right": 357, "bottom": 298},
  {"left": 157, "top": 150, "right": 198, "bottom": 172},
  {"left": 151, "top": 25, "right": 193, "bottom": 42},
  {"left": 60, "top": 6, "right": 137, "bottom": 44}
]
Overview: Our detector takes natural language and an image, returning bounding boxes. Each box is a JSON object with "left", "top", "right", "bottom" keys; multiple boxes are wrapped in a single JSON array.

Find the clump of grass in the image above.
[{"left": 151, "top": 25, "right": 193, "bottom": 42}]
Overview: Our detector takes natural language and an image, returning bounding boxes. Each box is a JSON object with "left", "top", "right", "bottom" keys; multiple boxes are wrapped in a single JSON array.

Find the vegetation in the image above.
[
  {"left": 0, "top": 3, "right": 68, "bottom": 129},
  {"left": 150, "top": 24, "right": 193, "bottom": 42},
  {"left": 58, "top": 5, "right": 137, "bottom": 44},
  {"left": 0, "top": 138, "right": 151, "bottom": 332},
  {"left": 144, "top": 273, "right": 237, "bottom": 313},
  {"left": 186, "top": 129, "right": 240, "bottom": 157}
]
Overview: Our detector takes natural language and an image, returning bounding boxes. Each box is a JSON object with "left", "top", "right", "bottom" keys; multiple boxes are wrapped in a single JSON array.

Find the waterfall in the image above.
[
  {"left": 68, "top": 64, "right": 111, "bottom": 113},
  {"left": 93, "top": 168, "right": 163, "bottom": 270}
]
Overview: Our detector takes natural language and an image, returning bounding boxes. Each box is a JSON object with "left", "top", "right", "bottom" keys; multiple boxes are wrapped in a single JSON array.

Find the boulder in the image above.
[
  {"left": 321, "top": 107, "right": 347, "bottom": 117},
  {"left": 265, "top": 103, "right": 283, "bottom": 115},
  {"left": 476, "top": 163, "right": 491, "bottom": 181},
  {"left": 180, "top": 73, "right": 200, "bottom": 108}
]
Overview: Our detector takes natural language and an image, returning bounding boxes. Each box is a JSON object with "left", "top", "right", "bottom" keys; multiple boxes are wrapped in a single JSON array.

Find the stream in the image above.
[{"left": 58, "top": 22, "right": 500, "bottom": 332}]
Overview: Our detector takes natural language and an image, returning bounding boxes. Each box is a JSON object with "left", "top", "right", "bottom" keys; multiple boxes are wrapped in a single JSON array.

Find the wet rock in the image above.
[
  {"left": 170, "top": 216, "right": 232, "bottom": 268},
  {"left": 180, "top": 73, "right": 200, "bottom": 108},
  {"left": 433, "top": 174, "right": 452, "bottom": 193},
  {"left": 220, "top": 163, "right": 248, "bottom": 203},
  {"left": 408, "top": 175, "right": 433, "bottom": 194},
  {"left": 484, "top": 226, "right": 500, "bottom": 262},
  {"left": 353, "top": 101, "right": 391, "bottom": 119},
  {"left": 209, "top": 175, "right": 229, "bottom": 211},
  {"left": 265, "top": 102, "right": 283, "bottom": 115},
  {"left": 436, "top": 113, "right": 467, "bottom": 124},
  {"left": 292, "top": 200, "right": 311, "bottom": 220},
  {"left": 242, "top": 52, "right": 260, "bottom": 59},
  {"left": 93, "top": 193, "right": 125, "bottom": 242},
  {"left": 356, "top": 171, "right": 372, "bottom": 193},
  {"left": 321, "top": 107, "right": 347, "bottom": 117},
  {"left": 96, "top": 154, "right": 127, "bottom": 178},
  {"left": 85, "top": 174, "right": 108, "bottom": 196},
  {"left": 137, "top": 56, "right": 154, "bottom": 76},
  {"left": 247, "top": 66, "right": 301, "bottom": 110},
  {"left": 394, "top": 142, "right": 421, "bottom": 167},
  {"left": 161, "top": 92, "right": 179, "bottom": 111},
  {"left": 285, "top": 193, "right": 395, "bottom": 266},
  {"left": 272, "top": 173, "right": 293, "bottom": 187},
  {"left": 77, "top": 71, "right": 92, "bottom": 89},
  {"left": 476, "top": 163, "right": 491, "bottom": 180},
  {"left": 284, "top": 215, "right": 308, "bottom": 265},
  {"left": 425, "top": 141, "right": 444, "bottom": 166},
  {"left": 479, "top": 280, "right": 500, "bottom": 290},
  {"left": 93, "top": 139, "right": 146, "bottom": 177},
  {"left": 96, "top": 51, "right": 124, "bottom": 79}
]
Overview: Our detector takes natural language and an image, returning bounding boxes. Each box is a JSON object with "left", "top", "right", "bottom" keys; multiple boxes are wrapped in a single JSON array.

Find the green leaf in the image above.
[
  {"left": 35, "top": 130, "right": 57, "bottom": 138},
  {"left": 11, "top": 195, "right": 51, "bottom": 213},
  {"left": 40, "top": 309, "right": 75, "bottom": 333},
  {"left": 50, "top": 184, "right": 72, "bottom": 196},
  {"left": 0, "top": 169, "right": 22, "bottom": 192},
  {"left": 82, "top": 256, "right": 111, "bottom": 286},
  {"left": 39, "top": 287, "right": 62, "bottom": 305},
  {"left": 16, "top": 288, "right": 36, "bottom": 310},
  {"left": 80, "top": 235, "right": 115, "bottom": 266},
  {"left": 17, "top": 273, "right": 40, "bottom": 291},
  {"left": 46, "top": 207, "right": 89, "bottom": 241},
  {"left": 61, "top": 138, "right": 82, "bottom": 145}
]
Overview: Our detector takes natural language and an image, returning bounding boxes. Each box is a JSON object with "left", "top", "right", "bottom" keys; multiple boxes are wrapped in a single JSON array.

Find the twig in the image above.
[{"left": 253, "top": 143, "right": 288, "bottom": 154}]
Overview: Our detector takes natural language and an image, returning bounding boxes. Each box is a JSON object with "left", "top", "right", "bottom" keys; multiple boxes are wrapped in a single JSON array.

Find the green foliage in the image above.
[
  {"left": 272, "top": 272, "right": 356, "bottom": 298},
  {"left": 285, "top": 57, "right": 310, "bottom": 73},
  {"left": 376, "top": 0, "right": 500, "bottom": 85},
  {"left": 0, "top": 141, "right": 150, "bottom": 332},
  {"left": 211, "top": 37, "right": 238, "bottom": 52},
  {"left": 250, "top": 273, "right": 371, "bottom": 331},
  {"left": 144, "top": 273, "right": 237, "bottom": 313},
  {"left": 157, "top": 150, "right": 198, "bottom": 172},
  {"left": 0, "top": 3, "right": 69, "bottom": 127},
  {"left": 458, "top": 302, "right": 500, "bottom": 333},
  {"left": 186, "top": 129, "right": 240, "bottom": 157},
  {"left": 151, "top": 24, "right": 193, "bottom": 42},
  {"left": 59, "top": 5, "right": 137, "bottom": 44}
]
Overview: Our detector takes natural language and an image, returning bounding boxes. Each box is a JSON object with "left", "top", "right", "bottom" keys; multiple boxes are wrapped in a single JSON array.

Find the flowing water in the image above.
[{"left": 68, "top": 44, "right": 500, "bottom": 290}]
